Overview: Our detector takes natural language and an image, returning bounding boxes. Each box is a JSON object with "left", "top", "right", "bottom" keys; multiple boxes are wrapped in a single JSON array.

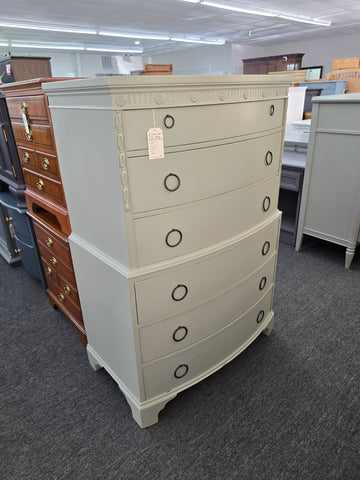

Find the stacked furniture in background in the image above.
[
  {"left": 298, "top": 79, "right": 347, "bottom": 96},
  {"left": 296, "top": 93, "right": 360, "bottom": 268},
  {"left": 0, "top": 94, "right": 44, "bottom": 281},
  {"left": 44, "top": 74, "right": 290, "bottom": 427},
  {"left": 326, "top": 57, "right": 360, "bottom": 93},
  {"left": 0, "top": 55, "right": 52, "bottom": 84},
  {"left": 142, "top": 64, "right": 173, "bottom": 75},
  {"left": 2, "top": 78, "right": 86, "bottom": 345}
]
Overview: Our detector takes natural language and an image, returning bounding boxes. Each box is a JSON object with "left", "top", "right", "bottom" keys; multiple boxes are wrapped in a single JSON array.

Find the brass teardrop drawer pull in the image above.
[
  {"left": 46, "top": 237, "right": 53, "bottom": 248},
  {"left": 20, "top": 102, "right": 27, "bottom": 114},
  {"left": 23, "top": 152, "right": 30, "bottom": 163},
  {"left": 41, "top": 158, "right": 50, "bottom": 170},
  {"left": 58, "top": 293, "right": 65, "bottom": 302},
  {"left": 45, "top": 267, "right": 52, "bottom": 275},
  {"left": 50, "top": 256, "right": 57, "bottom": 266},
  {"left": 64, "top": 285, "right": 71, "bottom": 295},
  {"left": 36, "top": 179, "right": 45, "bottom": 191}
]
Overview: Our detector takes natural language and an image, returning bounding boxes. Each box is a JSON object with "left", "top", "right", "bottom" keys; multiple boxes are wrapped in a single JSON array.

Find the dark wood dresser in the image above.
[
  {"left": 0, "top": 56, "right": 52, "bottom": 84},
  {"left": 2, "top": 78, "right": 86, "bottom": 345}
]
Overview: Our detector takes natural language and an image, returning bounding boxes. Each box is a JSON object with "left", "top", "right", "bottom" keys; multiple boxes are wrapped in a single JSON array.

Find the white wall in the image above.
[
  {"left": 7, "top": 32, "right": 360, "bottom": 80},
  {"left": 1, "top": 48, "right": 144, "bottom": 78},
  {"left": 147, "top": 43, "right": 233, "bottom": 75},
  {"left": 232, "top": 33, "right": 360, "bottom": 78}
]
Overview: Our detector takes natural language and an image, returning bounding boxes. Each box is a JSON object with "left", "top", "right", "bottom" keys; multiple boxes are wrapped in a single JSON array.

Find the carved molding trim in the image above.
[
  {"left": 112, "top": 86, "right": 288, "bottom": 110},
  {"left": 114, "top": 110, "right": 131, "bottom": 212}
]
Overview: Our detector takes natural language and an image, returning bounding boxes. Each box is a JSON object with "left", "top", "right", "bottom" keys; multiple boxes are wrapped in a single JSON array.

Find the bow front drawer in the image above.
[
  {"left": 123, "top": 99, "right": 286, "bottom": 151},
  {"left": 135, "top": 216, "right": 280, "bottom": 325},
  {"left": 142, "top": 290, "right": 273, "bottom": 399},
  {"left": 134, "top": 175, "right": 280, "bottom": 266},
  {"left": 139, "top": 257, "right": 276, "bottom": 363},
  {"left": 128, "top": 130, "right": 283, "bottom": 213}
]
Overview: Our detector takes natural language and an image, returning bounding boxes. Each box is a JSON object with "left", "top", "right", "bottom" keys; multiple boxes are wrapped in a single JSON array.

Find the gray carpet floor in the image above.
[{"left": 1, "top": 240, "right": 359, "bottom": 480}]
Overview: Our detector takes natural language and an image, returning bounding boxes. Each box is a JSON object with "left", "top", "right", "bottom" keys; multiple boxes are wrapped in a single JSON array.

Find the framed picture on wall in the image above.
[{"left": 301, "top": 66, "right": 323, "bottom": 80}]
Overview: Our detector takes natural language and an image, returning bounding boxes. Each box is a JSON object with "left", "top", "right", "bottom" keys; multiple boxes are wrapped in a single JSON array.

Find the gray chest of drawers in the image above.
[
  {"left": 296, "top": 93, "right": 360, "bottom": 268},
  {"left": 44, "top": 75, "right": 290, "bottom": 427}
]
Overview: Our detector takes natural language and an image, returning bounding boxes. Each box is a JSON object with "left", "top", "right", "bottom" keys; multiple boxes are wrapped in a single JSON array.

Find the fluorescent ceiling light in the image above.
[
  {"left": 277, "top": 14, "right": 331, "bottom": 26},
  {"left": 180, "top": 0, "right": 331, "bottom": 26},
  {"left": 202, "top": 1, "right": 276, "bottom": 17},
  {"left": 0, "top": 22, "right": 96, "bottom": 34},
  {"left": 11, "top": 43, "right": 85, "bottom": 50},
  {"left": 171, "top": 36, "right": 225, "bottom": 44},
  {"left": 0, "top": 42, "right": 8, "bottom": 46},
  {"left": 99, "top": 31, "right": 170, "bottom": 40},
  {"left": 86, "top": 47, "right": 143, "bottom": 53}
]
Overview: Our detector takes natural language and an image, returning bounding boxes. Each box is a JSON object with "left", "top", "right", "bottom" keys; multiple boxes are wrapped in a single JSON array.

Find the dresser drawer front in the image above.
[
  {"left": 38, "top": 241, "right": 77, "bottom": 285},
  {"left": 142, "top": 290, "right": 273, "bottom": 399},
  {"left": 6, "top": 96, "right": 49, "bottom": 122},
  {"left": 135, "top": 216, "right": 279, "bottom": 324},
  {"left": 57, "top": 272, "right": 81, "bottom": 305},
  {"left": 46, "top": 273, "right": 83, "bottom": 323},
  {"left": 139, "top": 257, "right": 276, "bottom": 363},
  {"left": 12, "top": 122, "right": 54, "bottom": 151},
  {"left": 41, "top": 256, "right": 60, "bottom": 284},
  {"left": 135, "top": 175, "right": 280, "bottom": 266},
  {"left": 22, "top": 169, "right": 66, "bottom": 206},
  {"left": 18, "top": 146, "right": 61, "bottom": 181},
  {"left": 128, "top": 131, "right": 283, "bottom": 213},
  {"left": 123, "top": 99, "right": 286, "bottom": 151},
  {"left": 33, "top": 221, "right": 71, "bottom": 262}
]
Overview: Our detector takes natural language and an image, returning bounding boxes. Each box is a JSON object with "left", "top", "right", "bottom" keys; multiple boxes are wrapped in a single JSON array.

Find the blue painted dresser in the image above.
[
  {"left": 298, "top": 80, "right": 347, "bottom": 95},
  {"left": 0, "top": 190, "right": 46, "bottom": 285}
]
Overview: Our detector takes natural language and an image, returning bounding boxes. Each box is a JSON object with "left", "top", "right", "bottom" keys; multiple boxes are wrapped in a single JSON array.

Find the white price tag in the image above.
[
  {"left": 147, "top": 127, "right": 164, "bottom": 160},
  {"left": 21, "top": 112, "right": 30, "bottom": 135}
]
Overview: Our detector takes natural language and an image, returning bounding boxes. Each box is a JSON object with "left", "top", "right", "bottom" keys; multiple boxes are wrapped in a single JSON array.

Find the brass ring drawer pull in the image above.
[
  {"left": 64, "top": 285, "right": 71, "bottom": 295},
  {"left": 164, "top": 173, "right": 181, "bottom": 192},
  {"left": 172, "top": 326, "right": 188, "bottom": 342},
  {"left": 259, "top": 276, "right": 267, "bottom": 291},
  {"left": 174, "top": 364, "right": 189, "bottom": 379},
  {"left": 164, "top": 114, "right": 175, "bottom": 129},
  {"left": 45, "top": 267, "right": 52, "bottom": 275},
  {"left": 257, "top": 310, "right": 265, "bottom": 323},
  {"left": 46, "top": 237, "right": 53, "bottom": 248},
  {"left": 265, "top": 151, "right": 273, "bottom": 166},
  {"left": 262, "top": 241, "right": 270, "bottom": 256},
  {"left": 262, "top": 196, "right": 271, "bottom": 212},
  {"left": 41, "top": 158, "right": 50, "bottom": 170},
  {"left": 58, "top": 293, "right": 65, "bottom": 302},
  {"left": 165, "top": 229, "right": 183, "bottom": 248},
  {"left": 23, "top": 152, "right": 30, "bottom": 163},
  {"left": 36, "top": 179, "right": 45, "bottom": 191},
  {"left": 50, "top": 256, "right": 57, "bottom": 266},
  {"left": 171, "top": 284, "right": 188, "bottom": 302},
  {"left": 25, "top": 132, "right": 33, "bottom": 142}
]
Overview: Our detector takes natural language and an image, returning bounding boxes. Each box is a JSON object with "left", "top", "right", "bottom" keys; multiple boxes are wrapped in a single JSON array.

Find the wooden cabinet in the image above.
[
  {"left": 44, "top": 75, "right": 290, "bottom": 427},
  {"left": 243, "top": 53, "right": 304, "bottom": 75},
  {"left": 2, "top": 78, "right": 86, "bottom": 345},
  {"left": 0, "top": 56, "right": 52, "bottom": 84},
  {"left": 296, "top": 93, "right": 360, "bottom": 268}
]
